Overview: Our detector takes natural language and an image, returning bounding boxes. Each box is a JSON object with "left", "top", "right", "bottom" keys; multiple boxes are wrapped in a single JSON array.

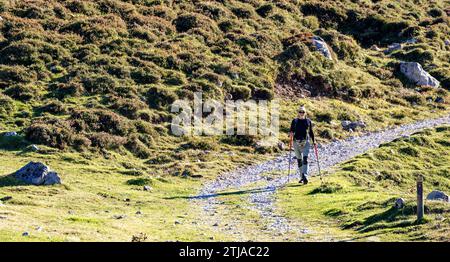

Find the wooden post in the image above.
[{"left": 417, "top": 174, "right": 424, "bottom": 221}]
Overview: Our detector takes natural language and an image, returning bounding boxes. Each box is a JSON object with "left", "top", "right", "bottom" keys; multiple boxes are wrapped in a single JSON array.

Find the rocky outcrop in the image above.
[
  {"left": 384, "top": 43, "right": 402, "bottom": 54},
  {"left": 3, "top": 132, "right": 18, "bottom": 137},
  {"left": 312, "top": 36, "right": 332, "bottom": 60},
  {"left": 341, "top": 120, "right": 366, "bottom": 131},
  {"left": 399, "top": 62, "right": 440, "bottom": 87},
  {"left": 14, "top": 162, "right": 61, "bottom": 185},
  {"left": 426, "top": 190, "right": 449, "bottom": 202},
  {"left": 394, "top": 198, "right": 405, "bottom": 209}
]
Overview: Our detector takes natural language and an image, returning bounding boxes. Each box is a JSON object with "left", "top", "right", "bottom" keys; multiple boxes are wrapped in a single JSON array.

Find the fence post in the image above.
[{"left": 417, "top": 174, "right": 424, "bottom": 221}]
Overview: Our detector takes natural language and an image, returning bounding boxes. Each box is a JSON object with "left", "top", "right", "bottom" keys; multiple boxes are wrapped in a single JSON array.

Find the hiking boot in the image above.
[
  {"left": 299, "top": 174, "right": 309, "bottom": 184},
  {"left": 299, "top": 173, "right": 306, "bottom": 184},
  {"left": 303, "top": 176, "right": 309, "bottom": 185}
]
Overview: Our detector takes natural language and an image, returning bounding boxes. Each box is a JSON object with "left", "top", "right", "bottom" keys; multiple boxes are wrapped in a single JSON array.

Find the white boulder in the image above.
[
  {"left": 14, "top": 162, "right": 61, "bottom": 185},
  {"left": 399, "top": 62, "right": 440, "bottom": 87},
  {"left": 312, "top": 36, "right": 332, "bottom": 60}
]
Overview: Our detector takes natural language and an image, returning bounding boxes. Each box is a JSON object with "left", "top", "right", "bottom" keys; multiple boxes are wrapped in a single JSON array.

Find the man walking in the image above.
[{"left": 289, "top": 106, "right": 315, "bottom": 184}]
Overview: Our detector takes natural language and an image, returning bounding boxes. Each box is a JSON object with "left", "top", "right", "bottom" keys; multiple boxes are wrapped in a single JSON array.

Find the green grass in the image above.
[
  {"left": 277, "top": 125, "right": 450, "bottom": 241},
  {"left": 0, "top": 150, "right": 235, "bottom": 242}
]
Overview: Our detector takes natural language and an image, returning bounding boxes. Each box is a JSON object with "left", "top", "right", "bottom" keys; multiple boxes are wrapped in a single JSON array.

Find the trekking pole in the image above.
[
  {"left": 313, "top": 143, "right": 323, "bottom": 184},
  {"left": 287, "top": 143, "right": 292, "bottom": 184}
]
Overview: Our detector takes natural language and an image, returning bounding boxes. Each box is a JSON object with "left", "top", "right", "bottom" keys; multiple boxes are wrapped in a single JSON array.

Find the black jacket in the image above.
[{"left": 290, "top": 118, "right": 315, "bottom": 143}]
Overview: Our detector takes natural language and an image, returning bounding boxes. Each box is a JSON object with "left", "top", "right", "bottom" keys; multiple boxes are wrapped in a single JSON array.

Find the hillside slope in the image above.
[{"left": 0, "top": 1, "right": 449, "bottom": 164}]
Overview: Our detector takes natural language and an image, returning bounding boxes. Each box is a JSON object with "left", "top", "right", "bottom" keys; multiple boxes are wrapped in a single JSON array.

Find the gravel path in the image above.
[{"left": 192, "top": 115, "right": 450, "bottom": 241}]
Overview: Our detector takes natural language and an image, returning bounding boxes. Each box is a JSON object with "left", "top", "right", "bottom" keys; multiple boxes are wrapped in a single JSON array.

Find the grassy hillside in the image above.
[
  {"left": 278, "top": 125, "right": 450, "bottom": 241},
  {"left": 0, "top": 0, "right": 449, "bottom": 168}
]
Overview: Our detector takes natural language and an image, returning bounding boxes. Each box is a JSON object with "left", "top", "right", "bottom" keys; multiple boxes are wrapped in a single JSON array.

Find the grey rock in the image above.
[
  {"left": 370, "top": 45, "right": 381, "bottom": 51},
  {"left": 113, "top": 215, "right": 126, "bottom": 219},
  {"left": 136, "top": 210, "right": 142, "bottom": 215},
  {"left": 174, "top": 220, "right": 181, "bottom": 225},
  {"left": 30, "top": 144, "right": 40, "bottom": 152},
  {"left": 404, "top": 38, "right": 417, "bottom": 44},
  {"left": 3, "top": 131, "right": 17, "bottom": 137},
  {"left": 0, "top": 16, "right": 3, "bottom": 21},
  {"left": 312, "top": 36, "right": 332, "bottom": 59},
  {"left": 384, "top": 43, "right": 402, "bottom": 54},
  {"left": 14, "top": 162, "right": 61, "bottom": 185},
  {"left": 394, "top": 198, "right": 405, "bottom": 209},
  {"left": 445, "top": 39, "right": 450, "bottom": 46},
  {"left": 277, "top": 141, "right": 285, "bottom": 151},
  {"left": 400, "top": 62, "right": 440, "bottom": 87},
  {"left": 435, "top": 97, "right": 445, "bottom": 103},
  {"left": 22, "top": 232, "right": 29, "bottom": 237},
  {"left": 341, "top": 120, "right": 366, "bottom": 131},
  {"left": 143, "top": 185, "right": 152, "bottom": 191},
  {"left": 426, "top": 190, "right": 449, "bottom": 202},
  {"left": 43, "top": 172, "right": 61, "bottom": 185}
]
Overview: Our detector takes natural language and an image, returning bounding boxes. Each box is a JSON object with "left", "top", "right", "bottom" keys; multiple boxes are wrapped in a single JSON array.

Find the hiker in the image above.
[{"left": 289, "top": 105, "right": 315, "bottom": 184}]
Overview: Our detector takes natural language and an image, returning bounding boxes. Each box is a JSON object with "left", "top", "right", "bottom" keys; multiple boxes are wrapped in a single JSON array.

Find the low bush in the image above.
[{"left": 146, "top": 86, "right": 178, "bottom": 109}]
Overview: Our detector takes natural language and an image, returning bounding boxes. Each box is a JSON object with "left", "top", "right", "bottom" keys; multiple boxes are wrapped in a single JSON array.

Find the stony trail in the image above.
[{"left": 191, "top": 115, "right": 450, "bottom": 241}]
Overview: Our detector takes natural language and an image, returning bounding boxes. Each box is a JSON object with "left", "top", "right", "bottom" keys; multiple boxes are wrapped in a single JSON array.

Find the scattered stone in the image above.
[
  {"left": 277, "top": 141, "right": 285, "bottom": 151},
  {"left": 174, "top": 220, "right": 181, "bottom": 225},
  {"left": 445, "top": 39, "right": 450, "bottom": 46},
  {"left": 426, "top": 190, "right": 449, "bottom": 202},
  {"left": 384, "top": 43, "right": 402, "bottom": 54},
  {"left": 312, "top": 36, "right": 332, "bottom": 59},
  {"left": 36, "top": 226, "right": 42, "bottom": 232},
  {"left": 213, "top": 223, "right": 219, "bottom": 227},
  {"left": 0, "top": 16, "right": 3, "bottom": 21},
  {"left": 394, "top": 198, "right": 405, "bottom": 209},
  {"left": 113, "top": 215, "right": 126, "bottom": 219},
  {"left": 209, "top": 236, "right": 214, "bottom": 240},
  {"left": 3, "top": 131, "right": 18, "bottom": 137},
  {"left": 124, "top": 198, "right": 130, "bottom": 202},
  {"left": 181, "top": 169, "right": 202, "bottom": 178},
  {"left": 30, "top": 144, "right": 40, "bottom": 152},
  {"left": 435, "top": 97, "right": 445, "bottom": 103},
  {"left": 14, "top": 161, "right": 61, "bottom": 185},
  {"left": 341, "top": 120, "right": 366, "bottom": 131},
  {"left": 0, "top": 196, "right": 12, "bottom": 202},
  {"left": 0, "top": 201, "right": 4, "bottom": 207},
  {"left": 22, "top": 232, "right": 29, "bottom": 237},
  {"left": 136, "top": 210, "right": 142, "bottom": 215},
  {"left": 370, "top": 45, "right": 381, "bottom": 51},
  {"left": 399, "top": 62, "right": 440, "bottom": 87},
  {"left": 143, "top": 185, "right": 152, "bottom": 191},
  {"left": 68, "top": 210, "right": 75, "bottom": 215},
  {"left": 404, "top": 38, "right": 418, "bottom": 44},
  {"left": 131, "top": 232, "right": 148, "bottom": 242}
]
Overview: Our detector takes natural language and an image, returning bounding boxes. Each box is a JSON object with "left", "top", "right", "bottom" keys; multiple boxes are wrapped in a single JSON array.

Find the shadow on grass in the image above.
[
  {"left": 0, "top": 135, "right": 30, "bottom": 152},
  {"left": 165, "top": 183, "right": 302, "bottom": 200},
  {"left": 348, "top": 206, "right": 419, "bottom": 233},
  {"left": 0, "top": 174, "right": 27, "bottom": 187}
]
